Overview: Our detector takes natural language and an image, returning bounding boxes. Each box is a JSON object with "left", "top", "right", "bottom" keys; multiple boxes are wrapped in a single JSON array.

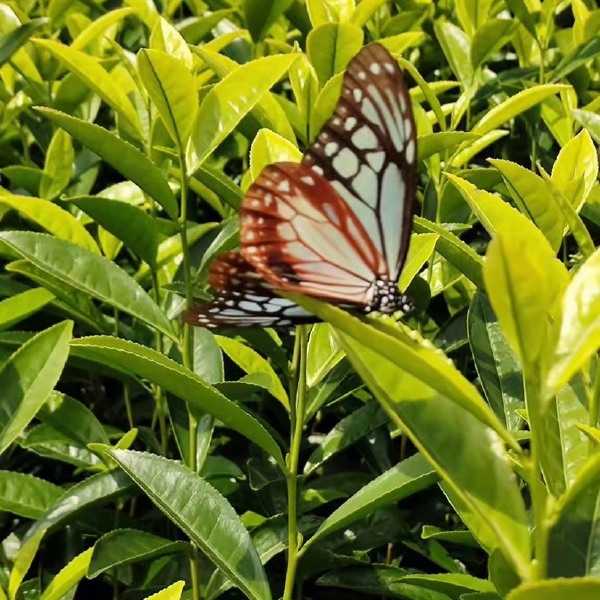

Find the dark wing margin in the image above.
[
  {"left": 183, "top": 252, "right": 315, "bottom": 328},
  {"left": 302, "top": 42, "right": 417, "bottom": 280}
]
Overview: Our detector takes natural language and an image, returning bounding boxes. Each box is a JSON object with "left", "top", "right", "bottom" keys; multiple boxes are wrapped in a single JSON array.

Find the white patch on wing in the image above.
[
  {"left": 352, "top": 126, "right": 378, "bottom": 150},
  {"left": 370, "top": 63, "right": 381, "bottom": 75},
  {"left": 367, "top": 151, "right": 385, "bottom": 171},
  {"left": 353, "top": 164, "right": 378, "bottom": 208},
  {"left": 323, "top": 203, "right": 341, "bottom": 226},
  {"left": 361, "top": 98, "right": 381, "bottom": 129},
  {"left": 278, "top": 222, "right": 297, "bottom": 241},
  {"left": 353, "top": 88, "right": 363, "bottom": 102},
  {"left": 344, "top": 116, "right": 357, "bottom": 131},
  {"left": 278, "top": 179, "right": 291, "bottom": 192},
  {"left": 301, "top": 175, "right": 315, "bottom": 185},
  {"left": 368, "top": 85, "right": 403, "bottom": 150},
  {"left": 385, "top": 62, "right": 395, "bottom": 74},
  {"left": 380, "top": 163, "right": 404, "bottom": 272},
  {"left": 406, "top": 138, "right": 415, "bottom": 164},
  {"left": 324, "top": 141, "right": 339, "bottom": 156},
  {"left": 333, "top": 148, "right": 359, "bottom": 178}
]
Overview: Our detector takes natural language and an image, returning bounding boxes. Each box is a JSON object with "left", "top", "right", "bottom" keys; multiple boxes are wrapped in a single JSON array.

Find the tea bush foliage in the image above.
[{"left": 1, "top": 1, "right": 600, "bottom": 599}]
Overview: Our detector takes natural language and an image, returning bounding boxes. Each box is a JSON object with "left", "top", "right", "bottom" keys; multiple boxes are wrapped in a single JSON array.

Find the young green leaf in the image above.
[
  {"left": 143, "top": 581, "right": 185, "bottom": 600},
  {"left": 0, "top": 288, "right": 55, "bottom": 331},
  {"left": 0, "top": 321, "right": 72, "bottom": 456},
  {"left": 244, "top": 0, "right": 294, "bottom": 41},
  {"left": 39, "top": 129, "right": 74, "bottom": 200},
  {"left": 40, "top": 547, "right": 93, "bottom": 600},
  {"left": 506, "top": 578, "right": 600, "bottom": 600}
]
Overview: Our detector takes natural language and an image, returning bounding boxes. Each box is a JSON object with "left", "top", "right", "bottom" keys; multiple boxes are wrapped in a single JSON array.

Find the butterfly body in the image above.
[{"left": 185, "top": 43, "right": 417, "bottom": 328}]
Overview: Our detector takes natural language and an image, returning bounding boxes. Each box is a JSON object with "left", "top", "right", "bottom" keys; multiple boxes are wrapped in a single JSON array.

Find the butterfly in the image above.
[{"left": 185, "top": 42, "right": 417, "bottom": 328}]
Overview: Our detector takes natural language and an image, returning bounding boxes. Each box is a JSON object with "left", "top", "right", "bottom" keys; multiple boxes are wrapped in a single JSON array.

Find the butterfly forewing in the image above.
[
  {"left": 302, "top": 43, "right": 416, "bottom": 279},
  {"left": 184, "top": 252, "right": 313, "bottom": 328},
  {"left": 240, "top": 162, "right": 385, "bottom": 304}
]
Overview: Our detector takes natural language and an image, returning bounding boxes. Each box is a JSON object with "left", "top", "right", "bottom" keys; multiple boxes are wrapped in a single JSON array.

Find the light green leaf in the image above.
[
  {"left": 249, "top": 129, "right": 301, "bottom": 182},
  {"left": 33, "top": 39, "right": 142, "bottom": 136},
  {"left": 144, "top": 581, "right": 185, "bottom": 600},
  {"left": 138, "top": 49, "right": 198, "bottom": 147},
  {"left": 71, "top": 8, "right": 134, "bottom": 51},
  {"left": 351, "top": 0, "right": 387, "bottom": 26},
  {"left": 306, "top": 0, "right": 355, "bottom": 25},
  {"left": 0, "top": 288, "right": 55, "bottom": 331},
  {"left": 551, "top": 129, "right": 598, "bottom": 209},
  {"left": 188, "top": 53, "right": 298, "bottom": 173},
  {"left": 472, "top": 85, "right": 568, "bottom": 136},
  {"left": 0, "top": 17, "right": 47, "bottom": 68},
  {"left": 489, "top": 159, "right": 563, "bottom": 253},
  {"left": 0, "top": 322, "right": 71, "bottom": 456},
  {"left": 105, "top": 449, "right": 271, "bottom": 600},
  {"left": 40, "top": 548, "right": 93, "bottom": 600},
  {"left": 418, "top": 132, "right": 479, "bottom": 161},
  {"left": 547, "top": 247, "right": 600, "bottom": 395},
  {"left": 471, "top": 19, "right": 515, "bottom": 71},
  {"left": 434, "top": 21, "right": 473, "bottom": 85},
  {"left": 0, "top": 193, "right": 100, "bottom": 254},
  {"left": 399, "top": 233, "right": 438, "bottom": 292},
  {"left": 574, "top": 109, "right": 600, "bottom": 145},
  {"left": 8, "top": 529, "right": 45, "bottom": 600},
  {"left": 307, "top": 22, "right": 364, "bottom": 87},
  {"left": 0, "top": 471, "right": 62, "bottom": 519},
  {"left": 216, "top": 336, "right": 289, "bottom": 410},
  {"left": 0, "top": 232, "right": 176, "bottom": 340},
  {"left": 149, "top": 16, "right": 194, "bottom": 66},
  {"left": 507, "top": 578, "right": 600, "bottom": 600},
  {"left": 483, "top": 222, "right": 568, "bottom": 373},
  {"left": 35, "top": 108, "right": 179, "bottom": 221},
  {"left": 40, "top": 129, "right": 74, "bottom": 200}
]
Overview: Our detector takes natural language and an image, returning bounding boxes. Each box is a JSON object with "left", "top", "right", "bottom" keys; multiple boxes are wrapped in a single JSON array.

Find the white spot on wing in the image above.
[
  {"left": 384, "top": 62, "right": 395, "bottom": 74},
  {"left": 406, "top": 138, "right": 415, "bottom": 164},
  {"left": 333, "top": 148, "right": 359, "bottom": 178},
  {"left": 357, "top": 71, "right": 367, "bottom": 80},
  {"left": 301, "top": 175, "right": 315, "bottom": 185},
  {"left": 370, "top": 63, "right": 381, "bottom": 75},
  {"left": 325, "top": 141, "right": 339, "bottom": 156},
  {"left": 278, "top": 179, "right": 291, "bottom": 193},
  {"left": 367, "top": 151, "right": 385, "bottom": 171},
  {"left": 352, "top": 126, "right": 378, "bottom": 150},
  {"left": 353, "top": 88, "right": 363, "bottom": 102},
  {"left": 344, "top": 116, "right": 357, "bottom": 131}
]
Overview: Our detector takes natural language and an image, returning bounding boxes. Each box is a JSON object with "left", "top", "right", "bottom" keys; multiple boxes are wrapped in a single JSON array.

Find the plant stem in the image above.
[
  {"left": 179, "top": 151, "right": 201, "bottom": 600},
  {"left": 524, "top": 373, "right": 548, "bottom": 580},
  {"left": 283, "top": 326, "right": 309, "bottom": 600}
]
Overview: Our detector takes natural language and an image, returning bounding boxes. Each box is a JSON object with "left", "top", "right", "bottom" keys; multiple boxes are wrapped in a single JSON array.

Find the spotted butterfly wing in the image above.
[{"left": 184, "top": 42, "right": 416, "bottom": 328}]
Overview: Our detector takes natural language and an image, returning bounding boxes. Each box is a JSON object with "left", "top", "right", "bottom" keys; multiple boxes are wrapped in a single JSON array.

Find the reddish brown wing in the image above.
[
  {"left": 302, "top": 42, "right": 416, "bottom": 280},
  {"left": 183, "top": 252, "right": 314, "bottom": 328},
  {"left": 240, "top": 162, "right": 386, "bottom": 305}
]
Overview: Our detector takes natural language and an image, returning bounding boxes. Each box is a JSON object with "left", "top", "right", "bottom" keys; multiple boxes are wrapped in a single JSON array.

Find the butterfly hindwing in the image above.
[{"left": 184, "top": 252, "right": 314, "bottom": 328}]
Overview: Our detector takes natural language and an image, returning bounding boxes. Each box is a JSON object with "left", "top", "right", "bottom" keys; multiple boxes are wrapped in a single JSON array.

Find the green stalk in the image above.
[
  {"left": 283, "top": 326, "right": 309, "bottom": 600},
  {"left": 178, "top": 150, "right": 201, "bottom": 600},
  {"left": 524, "top": 372, "right": 548, "bottom": 580}
]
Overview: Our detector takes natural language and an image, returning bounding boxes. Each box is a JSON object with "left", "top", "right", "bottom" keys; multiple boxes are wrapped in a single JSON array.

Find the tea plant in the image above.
[{"left": 0, "top": 1, "right": 599, "bottom": 600}]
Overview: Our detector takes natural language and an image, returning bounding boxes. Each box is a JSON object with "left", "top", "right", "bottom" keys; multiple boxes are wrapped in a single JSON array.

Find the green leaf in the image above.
[
  {"left": 483, "top": 221, "right": 568, "bottom": 374},
  {"left": 67, "top": 196, "right": 159, "bottom": 268},
  {"left": 434, "top": 21, "right": 473, "bottom": 85},
  {"left": 0, "top": 288, "right": 55, "bottom": 331},
  {"left": 574, "top": 109, "right": 600, "bottom": 145},
  {"left": 551, "top": 37, "right": 600, "bottom": 83},
  {"left": 471, "top": 85, "right": 568, "bottom": 136},
  {"left": 306, "top": 323, "right": 343, "bottom": 388},
  {"left": 399, "top": 232, "right": 438, "bottom": 292},
  {"left": 507, "top": 578, "right": 600, "bottom": 600},
  {"left": 505, "top": 0, "right": 537, "bottom": 40},
  {"left": 468, "top": 293, "right": 524, "bottom": 431},
  {"left": 138, "top": 49, "right": 198, "bottom": 148},
  {"left": 105, "top": 449, "right": 271, "bottom": 600},
  {"left": 40, "top": 129, "right": 74, "bottom": 200},
  {"left": 0, "top": 471, "right": 62, "bottom": 519},
  {"left": 188, "top": 53, "right": 298, "bottom": 173},
  {"left": 0, "top": 322, "right": 72, "bottom": 456},
  {"left": 551, "top": 129, "right": 598, "bottom": 209},
  {"left": 306, "top": 22, "right": 364, "bottom": 87},
  {"left": 303, "top": 453, "right": 436, "bottom": 551},
  {"left": 33, "top": 39, "right": 142, "bottom": 137},
  {"left": 9, "top": 529, "right": 45, "bottom": 600},
  {"left": 413, "top": 216, "right": 484, "bottom": 289},
  {"left": 70, "top": 336, "right": 285, "bottom": 469},
  {"left": 89, "top": 529, "right": 191, "bottom": 578},
  {"left": 0, "top": 193, "right": 100, "bottom": 254},
  {"left": 34, "top": 108, "right": 179, "bottom": 221},
  {"left": 351, "top": 0, "right": 387, "bottom": 26},
  {"left": 216, "top": 336, "right": 289, "bottom": 410},
  {"left": 304, "top": 402, "right": 389, "bottom": 474},
  {"left": 40, "top": 548, "right": 93, "bottom": 600},
  {"left": 471, "top": 19, "right": 516, "bottom": 71},
  {"left": 0, "top": 232, "right": 176, "bottom": 340},
  {"left": 547, "top": 247, "right": 600, "bottom": 395},
  {"left": 0, "top": 17, "right": 47, "bottom": 68},
  {"left": 418, "top": 132, "right": 479, "bottom": 161},
  {"left": 244, "top": 0, "right": 294, "bottom": 41},
  {"left": 71, "top": 7, "right": 134, "bottom": 51},
  {"left": 25, "top": 470, "right": 134, "bottom": 542},
  {"left": 488, "top": 159, "right": 563, "bottom": 252}
]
